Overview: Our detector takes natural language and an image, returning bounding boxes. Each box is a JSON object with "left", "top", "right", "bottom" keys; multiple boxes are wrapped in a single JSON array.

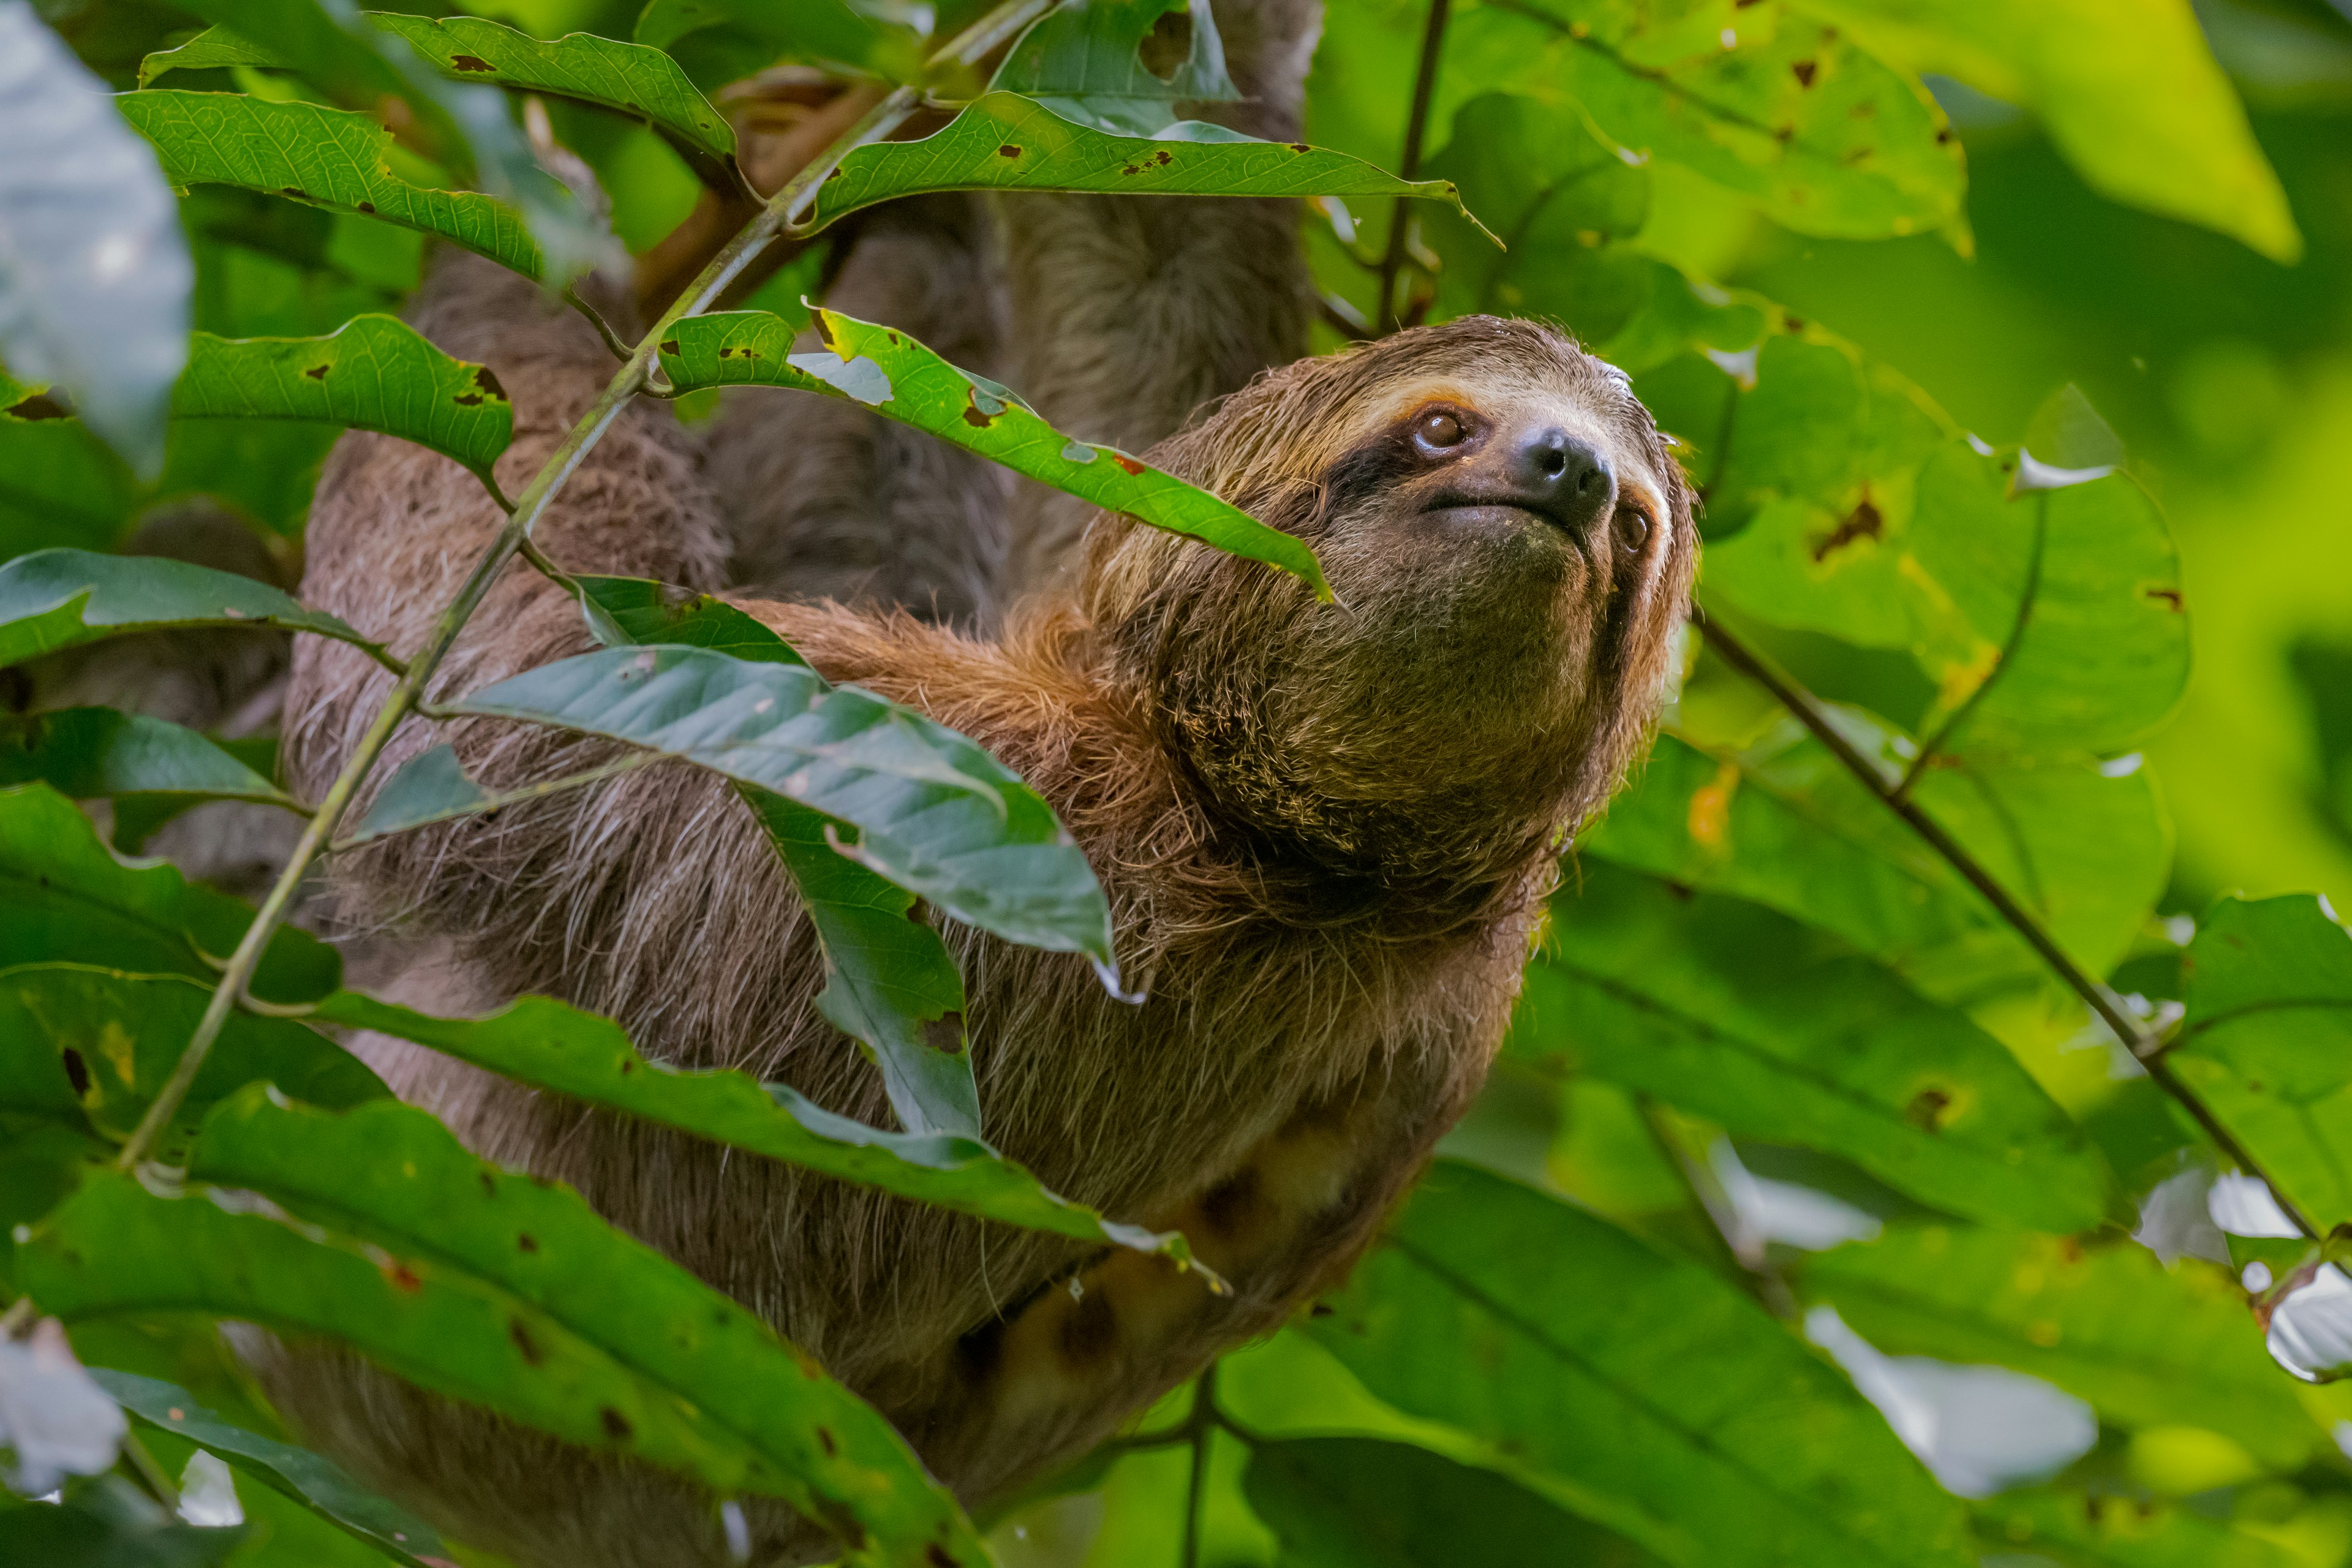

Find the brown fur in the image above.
[{"left": 260, "top": 4, "right": 1696, "bottom": 1563}]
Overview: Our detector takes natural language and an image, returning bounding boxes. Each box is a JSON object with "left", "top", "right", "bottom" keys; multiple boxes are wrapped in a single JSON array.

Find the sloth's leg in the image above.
[
  {"left": 998, "top": 0, "right": 1324, "bottom": 597},
  {"left": 699, "top": 194, "right": 1012, "bottom": 627}
]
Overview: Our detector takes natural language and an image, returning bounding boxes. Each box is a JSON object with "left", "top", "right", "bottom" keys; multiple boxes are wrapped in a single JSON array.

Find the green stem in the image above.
[
  {"left": 1374, "top": 0, "right": 1450, "bottom": 333},
  {"left": 1695, "top": 609, "right": 2321, "bottom": 1240},
  {"left": 1180, "top": 1360, "right": 1219, "bottom": 1568},
  {"left": 113, "top": 3, "right": 1039, "bottom": 1171}
]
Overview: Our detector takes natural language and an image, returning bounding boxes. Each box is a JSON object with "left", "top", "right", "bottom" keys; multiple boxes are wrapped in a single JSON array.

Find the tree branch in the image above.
[{"left": 1374, "top": 0, "right": 1450, "bottom": 333}]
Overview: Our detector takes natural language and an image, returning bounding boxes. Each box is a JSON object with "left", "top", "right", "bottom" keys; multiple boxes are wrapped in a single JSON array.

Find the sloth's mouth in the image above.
[{"left": 1422, "top": 489, "right": 1588, "bottom": 542}]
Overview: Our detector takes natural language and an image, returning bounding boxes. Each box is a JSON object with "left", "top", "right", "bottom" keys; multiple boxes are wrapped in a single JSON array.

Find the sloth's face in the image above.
[{"left": 1091, "top": 318, "right": 1696, "bottom": 880}]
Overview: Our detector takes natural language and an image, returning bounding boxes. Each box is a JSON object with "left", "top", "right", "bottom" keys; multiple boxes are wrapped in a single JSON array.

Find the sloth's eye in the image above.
[
  {"left": 1414, "top": 409, "right": 1466, "bottom": 451},
  {"left": 1612, "top": 504, "right": 1651, "bottom": 554}
]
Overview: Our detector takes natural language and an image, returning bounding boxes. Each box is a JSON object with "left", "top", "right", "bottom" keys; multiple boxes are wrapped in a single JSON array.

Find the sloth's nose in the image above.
[{"left": 1510, "top": 426, "right": 1615, "bottom": 535}]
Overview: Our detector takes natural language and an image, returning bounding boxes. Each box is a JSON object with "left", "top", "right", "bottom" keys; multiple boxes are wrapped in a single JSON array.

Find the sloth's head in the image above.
[{"left": 1085, "top": 317, "right": 1696, "bottom": 894}]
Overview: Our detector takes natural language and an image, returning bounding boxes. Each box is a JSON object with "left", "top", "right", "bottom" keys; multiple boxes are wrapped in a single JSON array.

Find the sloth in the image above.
[{"left": 262, "top": 4, "right": 1696, "bottom": 1562}]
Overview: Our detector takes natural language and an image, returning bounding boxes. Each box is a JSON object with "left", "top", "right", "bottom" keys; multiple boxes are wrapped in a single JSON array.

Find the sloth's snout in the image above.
[{"left": 1506, "top": 425, "right": 1616, "bottom": 539}]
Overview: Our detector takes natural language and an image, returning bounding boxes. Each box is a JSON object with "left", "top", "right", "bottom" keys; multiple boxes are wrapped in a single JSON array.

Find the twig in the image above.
[
  {"left": 1180, "top": 1361, "right": 1219, "bottom": 1568},
  {"left": 1695, "top": 607, "right": 2321, "bottom": 1240},
  {"left": 118, "top": 1428, "right": 181, "bottom": 1511},
  {"left": 115, "top": 2, "right": 1040, "bottom": 1170},
  {"left": 1373, "top": 0, "right": 1450, "bottom": 333},
  {"left": 565, "top": 284, "right": 635, "bottom": 363}
]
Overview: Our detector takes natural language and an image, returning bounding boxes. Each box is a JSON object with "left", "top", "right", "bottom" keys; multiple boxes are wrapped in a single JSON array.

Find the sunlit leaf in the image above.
[
  {"left": 0, "top": 548, "right": 385, "bottom": 669},
  {"left": 659, "top": 308, "right": 1330, "bottom": 597},
  {"left": 1970, "top": 1483, "right": 2299, "bottom": 1568},
  {"left": 170, "top": 316, "right": 514, "bottom": 492},
  {"left": 94, "top": 1368, "right": 448, "bottom": 1568},
  {"left": 21, "top": 1104, "right": 990, "bottom": 1567},
  {"left": 1310, "top": 1161, "right": 1973, "bottom": 1568},
  {"left": 118, "top": 91, "right": 544, "bottom": 280},
  {"left": 991, "top": 0, "right": 1240, "bottom": 135},
  {"left": 1796, "top": 1225, "right": 2322, "bottom": 1469},
  {"left": 1790, "top": 0, "right": 2299, "bottom": 262},
  {"left": 454, "top": 643, "right": 1114, "bottom": 960},
  {"left": 1245, "top": 1435, "right": 1665, "bottom": 1566},
  {"left": 2168, "top": 895, "right": 2352, "bottom": 1234},
  {"left": 633, "top": 0, "right": 926, "bottom": 85},
  {"left": 805, "top": 92, "right": 1479, "bottom": 235},
  {"left": 0, "top": 2, "right": 190, "bottom": 477},
  {"left": 1517, "top": 865, "right": 2117, "bottom": 1231},
  {"left": 0, "top": 783, "right": 339, "bottom": 1003},
  {"left": 312, "top": 989, "right": 1203, "bottom": 1267}
]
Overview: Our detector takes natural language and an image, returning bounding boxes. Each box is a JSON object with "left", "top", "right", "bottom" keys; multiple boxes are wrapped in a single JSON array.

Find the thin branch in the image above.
[
  {"left": 1180, "top": 1360, "right": 1219, "bottom": 1568},
  {"left": 565, "top": 284, "right": 634, "bottom": 363},
  {"left": 1373, "top": 0, "right": 1450, "bottom": 334},
  {"left": 113, "top": 2, "right": 1042, "bottom": 1170},
  {"left": 1695, "top": 608, "right": 2321, "bottom": 1240},
  {"left": 117, "top": 1428, "right": 180, "bottom": 1511}
]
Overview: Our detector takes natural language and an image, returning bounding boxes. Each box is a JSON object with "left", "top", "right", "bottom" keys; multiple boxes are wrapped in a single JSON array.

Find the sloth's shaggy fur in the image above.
[{"left": 262, "top": 5, "right": 1695, "bottom": 1562}]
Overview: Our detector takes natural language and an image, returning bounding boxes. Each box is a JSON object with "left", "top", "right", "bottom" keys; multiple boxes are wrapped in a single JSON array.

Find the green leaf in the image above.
[
  {"left": 739, "top": 787, "right": 980, "bottom": 1139},
  {"left": 0, "top": 547, "right": 386, "bottom": 669},
  {"left": 0, "top": 3, "right": 191, "bottom": 478},
  {"left": 1516, "top": 865, "right": 2117, "bottom": 1231},
  {"left": 1796, "top": 1225, "right": 2321, "bottom": 1469},
  {"left": 0, "top": 707, "right": 298, "bottom": 827},
  {"left": 660, "top": 309, "right": 1330, "bottom": 598},
  {"left": 1705, "top": 441, "right": 2189, "bottom": 759},
  {"left": 1789, "top": 0, "right": 2300, "bottom": 262},
  {"left": 0, "top": 783, "right": 339, "bottom": 1004},
  {"left": 1969, "top": 1483, "right": 2301, "bottom": 1568},
  {"left": 148, "top": 16, "right": 737, "bottom": 179},
  {"left": 311, "top": 989, "right": 1204, "bottom": 1268},
  {"left": 92, "top": 1368, "right": 448, "bottom": 1568},
  {"left": 170, "top": 0, "right": 614, "bottom": 284},
  {"left": 806, "top": 92, "right": 1479, "bottom": 236},
  {"left": 991, "top": 0, "right": 1241, "bottom": 135},
  {"left": 2169, "top": 895, "right": 2352, "bottom": 1234},
  {"left": 23, "top": 1103, "right": 990, "bottom": 1568},
  {"left": 1243, "top": 1436, "right": 1665, "bottom": 1567},
  {"left": 0, "top": 1473, "right": 246, "bottom": 1568},
  {"left": 454, "top": 643, "right": 1115, "bottom": 960},
  {"left": 339, "top": 742, "right": 494, "bottom": 843},
  {"left": 170, "top": 316, "right": 514, "bottom": 493},
  {"left": 1441, "top": 0, "right": 1967, "bottom": 241},
  {"left": 117, "top": 91, "right": 545, "bottom": 281},
  {"left": 632, "top": 0, "right": 927, "bottom": 85},
  {"left": 576, "top": 573, "right": 979, "bottom": 1138},
  {"left": 1308, "top": 1161, "right": 1973, "bottom": 1568},
  {"left": 0, "top": 964, "right": 386, "bottom": 1158}
]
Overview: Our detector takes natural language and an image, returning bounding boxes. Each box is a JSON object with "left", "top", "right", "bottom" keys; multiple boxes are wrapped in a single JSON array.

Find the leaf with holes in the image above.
[
  {"left": 117, "top": 91, "right": 543, "bottom": 280},
  {"left": 454, "top": 643, "right": 1113, "bottom": 960},
  {"left": 992, "top": 0, "right": 1240, "bottom": 135},
  {"left": 19, "top": 1100, "right": 989, "bottom": 1568},
  {"left": 0, "top": 548, "right": 384, "bottom": 669},
  {"left": 807, "top": 92, "right": 1480, "bottom": 235},
  {"left": 1796, "top": 1224, "right": 2322, "bottom": 1469},
  {"left": 0, "top": 783, "right": 338, "bottom": 1003},
  {"left": 1308, "top": 1161, "right": 1973, "bottom": 1568},
  {"left": 0, "top": 4, "right": 190, "bottom": 478},
  {"left": 660, "top": 309, "right": 1329, "bottom": 597},
  {"left": 0, "top": 707, "right": 298, "bottom": 831},
  {"left": 1514, "top": 864, "right": 2116, "bottom": 1231},
  {"left": 1441, "top": 0, "right": 1966, "bottom": 241},
  {"left": 312, "top": 989, "right": 1203, "bottom": 1268},
  {"left": 168, "top": 316, "right": 513, "bottom": 491},
  {"left": 2168, "top": 895, "right": 2352, "bottom": 1234},
  {"left": 94, "top": 1368, "right": 447, "bottom": 1568},
  {"left": 575, "top": 573, "right": 810, "bottom": 665}
]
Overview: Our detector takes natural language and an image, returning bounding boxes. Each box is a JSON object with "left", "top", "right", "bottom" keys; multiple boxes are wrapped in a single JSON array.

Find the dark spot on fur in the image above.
[
  {"left": 1201, "top": 1168, "right": 1261, "bottom": 1234},
  {"left": 1058, "top": 1284, "right": 1118, "bottom": 1366},
  {"left": 386, "top": 1261, "right": 423, "bottom": 1293},
  {"left": 816, "top": 1426, "right": 837, "bottom": 1457},
  {"left": 1811, "top": 498, "right": 1882, "bottom": 562},
  {"left": 356, "top": 200, "right": 375, "bottom": 213},
  {"left": 2145, "top": 586, "right": 2183, "bottom": 611},
  {"left": 509, "top": 1317, "right": 543, "bottom": 1364},
  {"left": 1791, "top": 59, "right": 1816, "bottom": 87},
  {"left": 1110, "top": 453, "right": 1144, "bottom": 475},
  {"left": 600, "top": 1406, "right": 632, "bottom": 1439},
  {"left": 303, "top": 363, "right": 330, "bottom": 380},
  {"left": 955, "top": 1317, "right": 1005, "bottom": 1382},
  {"left": 997, "top": 143, "right": 1022, "bottom": 159},
  {"left": 59, "top": 1046, "right": 89, "bottom": 1097},
  {"left": 1904, "top": 1087, "right": 1952, "bottom": 1131},
  {"left": 449, "top": 53, "right": 494, "bottom": 72},
  {"left": 922, "top": 1011, "right": 966, "bottom": 1055},
  {"left": 4, "top": 393, "right": 67, "bottom": 420}
]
